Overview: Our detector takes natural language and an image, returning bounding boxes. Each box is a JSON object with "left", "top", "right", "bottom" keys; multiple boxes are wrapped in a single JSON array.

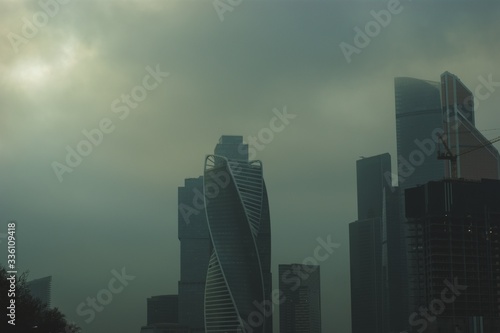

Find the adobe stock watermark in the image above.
[
  {"left": 51, "top": 64, "right": 169, "bottom": 182},
  {"left": 402, "top": 277, "right": 467, "bottom": 333},
  {"left": 443, "top": 73, "right": 500, "bottom": 114},
  {"left": 178, "top": 168, "right": 231, "bottom": 225},
  {"left": 473, "top": 74, "right": 500, "bottom": 111},
  {"left": 384, "top": 127, "right": 445, "bottom": 188},
  {"left": 237, "top": 235, "right": 340, "bottom": 333},
  {"left": 242, "top": 106, "right": 297, "bottom": 160},
  {"left": 385, "top": 73, "right": 500, "bottom": 188},
  {"left": 178, "top": 106, "right": 295, "bottom": 225},
  {"left": 57, "top": 321, "right": 80, "bottom": 333},
  {"left": 7, "top": 0, "right": 73, "bottom": 54},
  {"left": 76, "top": 267, "right": 135, "bottom": 324},
  {"left": 340, "top": 0, "right": 404, "bottom": 64},
  {"left": 213, "top": 0, "right": 242, "bottom": 22}
]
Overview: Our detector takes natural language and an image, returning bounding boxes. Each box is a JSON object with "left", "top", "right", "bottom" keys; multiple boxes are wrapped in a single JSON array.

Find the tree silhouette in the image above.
[{"left": 0, "top": 265, "right": 80, "bottom": 333}]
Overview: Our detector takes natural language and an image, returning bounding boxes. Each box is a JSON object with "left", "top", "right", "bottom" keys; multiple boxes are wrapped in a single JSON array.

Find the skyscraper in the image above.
[
  {"left": 394, "top": 77, "right": 445, "bottom": 190},
  {"left": 406, "top": 179, "right": 500, "bottom": 332},
  {"left": 440, "top": 71, "right": 500, "bottom": 180},
  {"left": 350, "top": 154, "right": 390, "bottom": 333},
  {"left": 349, "top": 217, "right": 384, "bottom": 333},
  {"left": 27, "top": 276, "right": 52, "bottom": 308},
  {"left": 279, "top": 264, "right": 321, "bottom": 333},
  {"left": 203, "top": 136, "right": 272, "bottom": 333},
  {"left": 394, "top": 76, "right": 448, "bottom": 330},
  {"left": 178, "top": 177, "right": 211, "bottom": 333},
  {"left": 356, "top": 154, "right": 392, "bottom": 220},
  {"left": 396, "top": 73, "right": 500, "bottom": 328},
  {"left": 147, "top": 295, "right": 179, "bottom": 325},
  {"left": 350, "top": 153, "right": 407, "bottom": 333}
]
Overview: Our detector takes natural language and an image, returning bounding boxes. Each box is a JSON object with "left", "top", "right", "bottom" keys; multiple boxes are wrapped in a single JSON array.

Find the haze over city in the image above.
[{"left": 1, "top": 1, "right": 500, "bottom": 333}]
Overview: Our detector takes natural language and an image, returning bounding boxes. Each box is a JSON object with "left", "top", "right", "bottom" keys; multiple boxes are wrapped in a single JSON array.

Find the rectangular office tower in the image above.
[
  {"left": 279, "top": 264, "right": 321, "bottom": 333},
  {"left": 177, "top": 177, "right": 211, "bottom": 333},
  {"left": 349, "top": 154, "right": 407, "bottom": 333},
  {"left": 440, "top": 71, "right": 500, "bottom": 180},
  {"left": 395, "top": 72, "right": 500, "bottom": 187},
  {"left": 394, "top": 77, "right": 445, "bottom": 190},
  {"left": 406, "top": 179, "right": 500, "bottom": 332},
  {"left": 147, "top": 295, "right": 178, "bottom": 325},
  {"left": 203, "top": 136, "right": 272, "bottom": 333}
]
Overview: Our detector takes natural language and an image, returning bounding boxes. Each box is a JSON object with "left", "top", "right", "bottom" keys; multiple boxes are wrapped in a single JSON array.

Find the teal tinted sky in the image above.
[{"left": 1, "top": 1, "right": 500, "bottom": 332}]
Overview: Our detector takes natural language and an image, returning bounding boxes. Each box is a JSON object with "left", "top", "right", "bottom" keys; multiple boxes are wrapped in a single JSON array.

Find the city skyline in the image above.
[
  {"left": 2, "top": 1, "right": 500, "bottom": 333},
  {"left": 350, "top": 70, "right": 500, "bottom": 333}
]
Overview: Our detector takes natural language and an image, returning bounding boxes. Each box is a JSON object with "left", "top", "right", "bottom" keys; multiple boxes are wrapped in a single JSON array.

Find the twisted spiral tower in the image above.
[{"left": 203, "top": 154, "right": 271, "bottom": 333}]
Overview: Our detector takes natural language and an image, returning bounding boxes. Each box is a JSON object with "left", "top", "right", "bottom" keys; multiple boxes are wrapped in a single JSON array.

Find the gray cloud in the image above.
[{"left": 1, "top": 1, "right": 500, "bottom": 332}]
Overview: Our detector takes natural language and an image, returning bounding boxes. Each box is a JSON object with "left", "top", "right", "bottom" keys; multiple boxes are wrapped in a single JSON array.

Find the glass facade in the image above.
[
  {"left": 147, "top": 295, "right": 178, "bottom": 325},
  {"left": 178, "top": 177, "right": 211, "bottom": 333},
  {"left": 279, "top": 264, "right": 321, "bottom": 333},
  {"left": 394, "top": 77, "right": 446, "bottom": 190},
  {"left": 406, "top": 179, "right": 500, "bottom": 332},
  {"left": 350, "top": 154, "right": 407, "bottom": 333},
  {"left": 440, "top": 71, "right": 500, "bottom": 180},
  {"left": 204, "top": 136, "right": 272, "bottom": 333},
  {"left": 349, "top": 217, "right": 384, "bottom": 333},
  {"left": 356, "top": 153, "right": 391, "bottom": 220}
]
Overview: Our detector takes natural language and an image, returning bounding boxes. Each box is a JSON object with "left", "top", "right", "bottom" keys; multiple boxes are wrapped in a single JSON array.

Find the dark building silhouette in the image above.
[
  {"left": 350, "top": 154, "right": 389, "bottom": 333},
  {"left": 177, "top": 177, "right": 211, "bottom": 333},
  {"left": 203, "top": 136, "right": 272, "bottom": 333},
  {"left": 394, "top": 76, "right": 446, "bottom": 328},
  {"left": 147, "top": 295, "right": 178, "bottom": 325},
  {"left": 356, "top": 154, "right": 392, "bottom": 220},
  {"left": 27, "top": 276, "right": 52, "bottom": 308},
  {"left": 349, "top": 217, "right": 384, "bottom": 333},
  {"left": 351, "top": 153, "right": 409, "bottom": 333},
  {"left": 350, "top": 154, "right": 407, "bottom": 333},
  {"left": 214, "top": 135, "right": 249, "bottom": 161},
  {"left": 406, "top": 179, "right": 500, "bottom": 332},
  {"left": 279, "top": 264, "right": 321, "bottom": 333},
  {"left": 395, "top": 72, "right": 500, "bottom": 332}
]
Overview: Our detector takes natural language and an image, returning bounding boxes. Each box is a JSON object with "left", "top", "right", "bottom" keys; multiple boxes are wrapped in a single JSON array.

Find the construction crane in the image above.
[{"left": 437, "top": 133, "right": 500, "bottom": 179}]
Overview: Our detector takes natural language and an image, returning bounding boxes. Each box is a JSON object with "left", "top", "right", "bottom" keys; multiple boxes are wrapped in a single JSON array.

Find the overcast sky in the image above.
[{"left": 1, "top": 1, "right": 500, "bottom": 332}]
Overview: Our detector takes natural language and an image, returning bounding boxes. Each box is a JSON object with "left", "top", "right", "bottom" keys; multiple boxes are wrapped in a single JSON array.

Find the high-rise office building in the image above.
[
  {"left": 203, "top": 136, "right": 272, "bottom": 333},
  {"left": 349, "top": 217, "right": 384, "bottom": 333},
  {"left": 356, "top": 154, "right": 392, "bottom": 220},
  {"left": 350, "top": 154, "right": 407, "bottom": 333},
  {"left": 27, "top": 276, "right": 52, "bottom": 308},
  {"left": 396, "top": 73, "right": 500, "bottom": 328},
  {"left": 406, "top": 179, "right": 500, "bottom": 332},
  {"left": 394, "top": 77, "right": 445, "bottom": 190},
  {"left": 147, "top": 295, "right": 178, "bottom": 325},
  {"left": 178, "top": 177, "right": 211, "bottom": 333},
  {"left": 279, "top": 264, "right": 321, "bottom": 333},
  {"left": 214, "top": 135, "right": 249, "bottom": 161},
  {"left": 395, "top": 72, "right": 500, "bottom": 186},
  {"left": 440, "top": 71, "right": 500, "bottom": 180}
]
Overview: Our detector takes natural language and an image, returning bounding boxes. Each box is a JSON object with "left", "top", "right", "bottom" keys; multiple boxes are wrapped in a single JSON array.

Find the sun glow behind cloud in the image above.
[
  {"left": 6, "top": 37, "right": 96, "bottom": 91},
  {"left": 8, "top": 58, "right": 52, "bottom": 87}
]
